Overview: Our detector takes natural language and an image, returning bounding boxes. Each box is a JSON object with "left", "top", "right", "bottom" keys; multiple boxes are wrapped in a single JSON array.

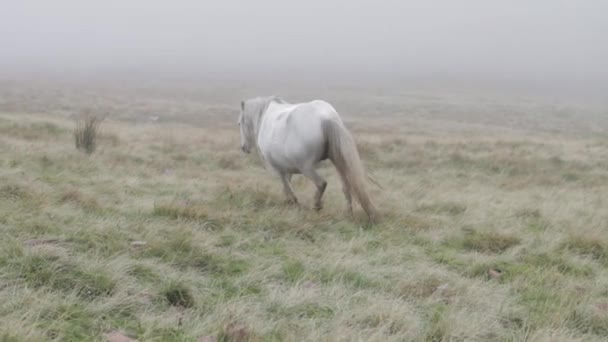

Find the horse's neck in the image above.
[{"left": 254, "top": 97, "right": 292, "bottom": 137}]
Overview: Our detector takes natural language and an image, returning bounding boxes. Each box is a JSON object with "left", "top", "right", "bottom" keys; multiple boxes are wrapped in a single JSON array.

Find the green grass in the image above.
[
  {"left": 10, "top": 253, "right": 115, "bottom": 299},
  {"left": 561, "top": 234, "right": 608, "bottom": 263},
  {"left": 446, "top": 229, "right": 521, "bottom": 254},
  {"left": 2, "top": 88, "right": 608, "bottom": 341}
]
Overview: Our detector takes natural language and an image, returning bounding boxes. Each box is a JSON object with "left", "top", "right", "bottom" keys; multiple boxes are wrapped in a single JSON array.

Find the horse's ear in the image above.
[{"left": 240, "top": 100, "right": 245, "bottom": 111}]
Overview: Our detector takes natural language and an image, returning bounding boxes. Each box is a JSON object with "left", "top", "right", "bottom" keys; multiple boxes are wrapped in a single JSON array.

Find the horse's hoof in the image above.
[{"left": 313, "top": 205, "right": 323, "bottom": 211}]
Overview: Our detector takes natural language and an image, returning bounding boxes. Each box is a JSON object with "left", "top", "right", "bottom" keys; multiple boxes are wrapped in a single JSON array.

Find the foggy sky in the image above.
[{"left": 1, "top": 0, "right": 607, "bottom": 86}]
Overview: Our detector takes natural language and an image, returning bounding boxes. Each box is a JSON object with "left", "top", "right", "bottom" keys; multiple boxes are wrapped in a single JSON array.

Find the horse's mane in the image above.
[{"left": 242, "top": 96, "right": 287, "bottom": 140}]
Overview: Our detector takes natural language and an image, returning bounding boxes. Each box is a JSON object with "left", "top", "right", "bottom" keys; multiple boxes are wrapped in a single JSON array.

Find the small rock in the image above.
[
  {"left": 488, "top": 268, "right": 503, "bottom": 279},
  {"left": 104, "top": 331, "right": 138, "bottom": 342},
  {"left": 130, "top": 241, "right": 147, "bottom": 248}
]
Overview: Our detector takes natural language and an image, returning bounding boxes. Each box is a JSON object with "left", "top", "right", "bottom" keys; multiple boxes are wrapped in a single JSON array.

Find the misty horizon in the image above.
[{"left": 1, "top": 1, "right": 607, "bottom": 95}]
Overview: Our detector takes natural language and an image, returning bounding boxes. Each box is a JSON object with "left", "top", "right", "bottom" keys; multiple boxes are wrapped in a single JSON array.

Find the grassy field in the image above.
[{"left": 1, "top": 81, "right": 608, "bottom": 341}]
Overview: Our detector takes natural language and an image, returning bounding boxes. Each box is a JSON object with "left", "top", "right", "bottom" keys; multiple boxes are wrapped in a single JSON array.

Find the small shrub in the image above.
[{"left": 74, "top": 114, "right": 101, "bottom": 154}]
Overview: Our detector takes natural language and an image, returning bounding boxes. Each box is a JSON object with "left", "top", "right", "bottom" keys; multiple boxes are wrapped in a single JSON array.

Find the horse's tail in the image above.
[{"left": 323, "top": 118, "right": 377, "bottom": 221}]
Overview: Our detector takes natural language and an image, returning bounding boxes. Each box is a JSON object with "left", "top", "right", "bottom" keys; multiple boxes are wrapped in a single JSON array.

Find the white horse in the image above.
[{"left": 238, "top": 96, "right": 376, "bottom": 221}]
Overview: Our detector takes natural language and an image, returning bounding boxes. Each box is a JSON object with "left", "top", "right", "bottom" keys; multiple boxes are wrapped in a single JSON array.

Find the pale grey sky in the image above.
[{"left": 1, "top": 0, "right": 607, "bottom": 85}]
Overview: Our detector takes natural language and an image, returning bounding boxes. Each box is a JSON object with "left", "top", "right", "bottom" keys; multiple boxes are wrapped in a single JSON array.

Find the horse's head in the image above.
[{"left": 238, "top": 100, "right": 254, "bottom": 154}]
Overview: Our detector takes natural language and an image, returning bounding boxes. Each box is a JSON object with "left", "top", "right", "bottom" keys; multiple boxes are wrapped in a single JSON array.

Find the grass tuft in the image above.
[
  {"left": 59, "top": 188, "right": 101, "bottom": 212},
  {"left": 561, "top": 234, "right": 608, "bottom": 263},
  {"left": 282, "top": 260, "right": 306, "bottom": 284},
  {"left": 11, "top": 253, "right": 115, "bottom": 299},
  {"left": 416, "top": 201, "right": 467, "bottom": 216},
  {"left": 398, "top": 275, "right": 445, "bottom": 298},
  {"left": 153, "top": 201, "right": 210, "bottom": 221},
  {"left": 568, "top": 304, "right": 608, "bottom": 336},
  {"left": 161, "top": 281, "right": 195, "bottom": 308},
  {"left": 74, "top": 114, "right": 101, "bottom": 154},
  {"left": 40, "top": 303, "right": 97, "bottom": 341},
  {"left": 0, "top": 184, "right": 36, "bottom": 201},
  {"left": 424, "top": 303, "right": 449, "bottom": 341},
  {"left": 449, "top": 229, "right": 520, "bottom": 254}
]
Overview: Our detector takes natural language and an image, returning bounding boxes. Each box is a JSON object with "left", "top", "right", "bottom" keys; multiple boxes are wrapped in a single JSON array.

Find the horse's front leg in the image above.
[{"left": 280, "top": 173, "right": 298, "bottom": 205}]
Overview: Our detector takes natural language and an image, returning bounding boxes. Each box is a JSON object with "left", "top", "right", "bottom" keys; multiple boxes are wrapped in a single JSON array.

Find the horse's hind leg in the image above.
[
  {"left": 340, "top": 175, "right": 353, "bottom": 217},
  {"left": 302, "top": 168, "right": 327, "bottom": 211},
  {"left": 280, "top": 173, "right": 298, "bottom": 205}
]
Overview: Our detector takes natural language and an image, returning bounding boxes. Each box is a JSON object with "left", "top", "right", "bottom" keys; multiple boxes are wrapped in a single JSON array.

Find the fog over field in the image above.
[
  {"left": 3, "top": 2, "right": 608, "bottom": 341},
  {"left": 2, "top": 1, "right": 608, "bottom": 96}
]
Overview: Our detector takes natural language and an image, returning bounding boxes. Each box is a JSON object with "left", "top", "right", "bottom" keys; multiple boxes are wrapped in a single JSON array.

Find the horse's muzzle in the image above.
[{"left": 241, "top": 145, "right": 251, "bottom": 154}]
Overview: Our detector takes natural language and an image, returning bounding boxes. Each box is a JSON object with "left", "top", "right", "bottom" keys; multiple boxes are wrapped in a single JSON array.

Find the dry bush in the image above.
[{"left": 74, "top": 114, "right": 102, "bottom": 154}]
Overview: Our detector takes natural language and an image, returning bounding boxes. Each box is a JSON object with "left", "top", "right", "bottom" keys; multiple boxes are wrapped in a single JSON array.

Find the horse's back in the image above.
[
  {"left": 285, "top": 100, "right": 340, "bottom": 140},
  {"left": 298, "top": 100, "right": 340, "bottom": 120},
  {"left": 260, "top": 100, "right": 339, "bottom": 172},
  {"left": 285, "top": 100, "right": 340, "bottom": 131}
]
